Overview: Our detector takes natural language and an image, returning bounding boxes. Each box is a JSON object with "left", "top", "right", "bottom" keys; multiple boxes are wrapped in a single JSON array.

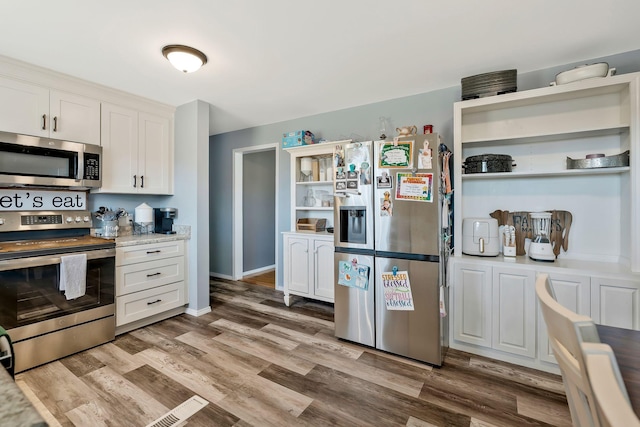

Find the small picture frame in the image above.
[{"left": 376, "top": 172, "right": 392, "bottom": 189}]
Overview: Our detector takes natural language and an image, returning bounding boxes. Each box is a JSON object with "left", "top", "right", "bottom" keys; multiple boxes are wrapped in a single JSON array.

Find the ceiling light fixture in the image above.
[{"left": 162, "top": 45, "right": 208, "bottom": 73}]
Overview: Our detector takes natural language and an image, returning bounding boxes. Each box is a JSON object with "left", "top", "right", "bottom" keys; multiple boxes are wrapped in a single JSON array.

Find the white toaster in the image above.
[{"left": 462, "top": 218, "right": 500, "bottom": 256}]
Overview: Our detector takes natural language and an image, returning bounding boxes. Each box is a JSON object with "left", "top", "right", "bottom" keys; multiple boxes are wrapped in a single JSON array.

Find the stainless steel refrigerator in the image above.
[{"left": 333, "top": 135, "right": 451, "bottom": 365}]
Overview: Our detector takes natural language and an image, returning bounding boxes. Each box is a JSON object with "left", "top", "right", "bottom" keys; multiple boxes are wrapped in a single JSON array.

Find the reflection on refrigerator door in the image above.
[
  {"left": 334, "top": 252, "right": 375, "bottom": 347},
  {"left": 375, "top": 256, "right": 444, "bottom": 365}
]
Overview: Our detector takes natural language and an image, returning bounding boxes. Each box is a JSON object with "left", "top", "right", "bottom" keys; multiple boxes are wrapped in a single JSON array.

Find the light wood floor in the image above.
[
  {"left": 241, "top": 269, "right": 276, "bottom": 288},
  {"left": 16, "top": 278, "right": 572, "bottom": 427}
]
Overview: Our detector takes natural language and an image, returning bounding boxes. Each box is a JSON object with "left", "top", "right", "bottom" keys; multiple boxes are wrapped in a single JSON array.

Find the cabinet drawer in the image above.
[
  {"left": 116, "top": 281, "right": 185, "bottom": 326},
  {"left": 116, "top": 240, "right": 184, "bottom": 266},
  {"left": 116, "top": 256, "right": 184, "bottom": 295}
]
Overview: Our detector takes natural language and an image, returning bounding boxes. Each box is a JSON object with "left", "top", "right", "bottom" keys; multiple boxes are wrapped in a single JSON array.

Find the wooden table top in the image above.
[{"left": 596, "top": 324, "right": 640, "bottom": 417}]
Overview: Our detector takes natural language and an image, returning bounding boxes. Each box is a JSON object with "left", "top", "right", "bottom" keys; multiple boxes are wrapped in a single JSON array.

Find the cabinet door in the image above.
[
  {"left": 50, "top": 91, "right": 100, "bottom": 145},
  {"left": 591, "top": 276, "right": 640, "bottom": 330},
  {"left": 138, "top": 112, "right": 172, "bottom": 195},
  {"left": 0, "top": 76, "right": 48, "bottom": 137},
  {"left": 312, "top": 238, "right": 334, "bottom": 300},
  {"left": 100, "top": 103, "right": 139, "bottom": 193},
  {"left": 538, "top": 272, "right": 590, "bottom": 363},
  {"left": 285, "top": 236, "right": 310, "bottom": 295},
  {"left": 492, "top": 267, "right": 536, "bottom": 358},
  {"left": 452, "top": 262, "right": 492, "bottom": 348}
]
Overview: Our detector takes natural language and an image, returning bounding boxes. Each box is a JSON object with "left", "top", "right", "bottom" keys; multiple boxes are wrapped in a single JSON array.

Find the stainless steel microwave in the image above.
[{"left": 0, "top": 131, "right": 101, "bottom": 188}]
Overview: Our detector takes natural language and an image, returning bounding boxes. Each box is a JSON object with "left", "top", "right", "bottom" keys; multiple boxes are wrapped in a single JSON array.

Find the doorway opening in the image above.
[{"left": 232, "top": 143, "right": 279, "bottom": 288}]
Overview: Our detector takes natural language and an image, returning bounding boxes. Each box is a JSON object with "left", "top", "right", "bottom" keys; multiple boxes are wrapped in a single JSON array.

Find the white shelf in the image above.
[
  {"left": 295, "top": 207, "right": 333, "bottom": 211},
  {"left": 295, "top": 181, "right": 333, "bottom": 186},
  {"left": 460, "top": 126, "right": 629, "bottom": 146},
  {"left": 461, "top": 166, "right": 630, "bottom": 180}
]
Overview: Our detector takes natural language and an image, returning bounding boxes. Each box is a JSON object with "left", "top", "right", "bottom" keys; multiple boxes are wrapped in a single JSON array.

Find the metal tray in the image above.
[{"left": 566, "top": 150, "right": 629, "bottom": 169}]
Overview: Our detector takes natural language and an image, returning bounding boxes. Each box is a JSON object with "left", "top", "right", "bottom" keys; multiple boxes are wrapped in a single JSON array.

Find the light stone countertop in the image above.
[
  {"left": 115, "top": 231, "right": 190, "bottom": 247},
  {"left": 0, "top": 367, "right": 47, "bottom": 427}
]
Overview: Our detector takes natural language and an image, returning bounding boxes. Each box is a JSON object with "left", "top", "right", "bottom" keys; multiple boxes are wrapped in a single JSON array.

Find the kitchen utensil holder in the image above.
[{"left": 133, "top": 222, "right": 153, "bottom": 235}]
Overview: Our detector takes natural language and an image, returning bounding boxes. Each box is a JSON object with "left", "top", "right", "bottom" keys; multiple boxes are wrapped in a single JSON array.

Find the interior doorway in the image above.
[{"left": 232, "top": 143, "right": 279, "bottom": 287}]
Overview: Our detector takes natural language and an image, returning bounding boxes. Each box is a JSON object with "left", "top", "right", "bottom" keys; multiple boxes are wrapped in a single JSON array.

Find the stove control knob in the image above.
[
  {"left": 66, "top": 216, "right": 73, "bottom": 223},
  {"left": 84, "top": 216, "right": 91, "bottom": 222},
  {"left": 75, "top": 216, "right": 82, "bottom": 223},
  {"left": 0, "top": 218, "right": 4, "bottom": 225}
]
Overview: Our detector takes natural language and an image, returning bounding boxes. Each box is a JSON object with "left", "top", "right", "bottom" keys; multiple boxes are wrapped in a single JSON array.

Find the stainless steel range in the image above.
[{"left": 0, "top": 210, "right": 115, "bottom": 373}]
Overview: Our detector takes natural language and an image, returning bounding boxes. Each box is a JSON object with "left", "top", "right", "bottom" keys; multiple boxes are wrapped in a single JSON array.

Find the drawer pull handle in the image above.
[
  {"left": 42, "top": 114, "right": 46, "bottom": 130},
  {"left": 146, "top": 250, "right": 161, "bottom": 254},
  {"left": 146, "top": 272, "right": 161, "bottom": 277},
  {"left": 147, "top": 299, "right": 162, "bottom": 305},
  {"left": 53, "top": 116, "right": 58, "bottom": 132}
]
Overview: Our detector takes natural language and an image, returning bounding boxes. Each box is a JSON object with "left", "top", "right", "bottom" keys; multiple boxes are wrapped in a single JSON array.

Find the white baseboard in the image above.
[
  {"left": 185, "top": 306, "right": 212, "bottom": 317},
  {"left": 242, "top": 264, "right": 276, "bottom": 277},
  {"left": 210, "top": 272, "right": 233, "bottom": 280}
]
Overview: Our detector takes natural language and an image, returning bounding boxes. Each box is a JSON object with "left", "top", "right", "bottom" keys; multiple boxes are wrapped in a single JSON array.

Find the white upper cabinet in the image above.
[
  {"left": 99, "top": 103, "right": 173, "bottom": 195},
  {"left": 0, "top": 76, "right": 100, "bottom": 145},
  {"left": 49, "top": 90, "right": 101, "bottom": 145}
]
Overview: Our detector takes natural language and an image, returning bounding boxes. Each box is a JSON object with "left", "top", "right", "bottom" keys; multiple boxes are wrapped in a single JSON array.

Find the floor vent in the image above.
[{"left": 145, "top": 395, "right": 209, "bottom": 427}]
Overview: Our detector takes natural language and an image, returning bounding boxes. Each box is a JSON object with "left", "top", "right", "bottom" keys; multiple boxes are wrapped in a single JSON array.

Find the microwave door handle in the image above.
[{"left": 76, "top": 153, "right": 84, "bottom": 182}]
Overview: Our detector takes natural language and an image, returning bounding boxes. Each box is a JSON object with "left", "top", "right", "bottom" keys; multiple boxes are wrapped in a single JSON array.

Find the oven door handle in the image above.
[{"left": 0, "top": 248, "right": 115, "bottom": 271}]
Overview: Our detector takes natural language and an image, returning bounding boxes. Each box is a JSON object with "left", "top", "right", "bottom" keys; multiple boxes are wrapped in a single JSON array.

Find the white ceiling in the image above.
[{"left": 1, "top": 1, "right": 639, "bottom": 136}]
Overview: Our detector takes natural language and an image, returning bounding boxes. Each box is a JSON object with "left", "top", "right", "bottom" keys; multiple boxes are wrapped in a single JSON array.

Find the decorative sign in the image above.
[
  {"left": 379, "top": 141, "right": 413, "bottom": 168},
  {"left": 0, "top": 190, "right": 87, "bottom": 211},
  {"left": 337, "top": 260, "right": 370, "bottom": 290},
  {"left": 396, "top": 173, "right": 433, "bottom": 202},
  {"left": 381, "top": 269, "right": 414, "bottom": 311}
]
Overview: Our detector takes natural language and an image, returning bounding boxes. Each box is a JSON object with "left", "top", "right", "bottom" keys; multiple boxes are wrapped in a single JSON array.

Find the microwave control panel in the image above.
[{"left": 84, "top": 153, "right": 100, "bottom": 180}]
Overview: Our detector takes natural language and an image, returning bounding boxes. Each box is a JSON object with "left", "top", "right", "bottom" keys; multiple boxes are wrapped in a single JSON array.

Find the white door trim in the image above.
[{"left": 232, "top": 143, "right": 279, "bottom": 282}]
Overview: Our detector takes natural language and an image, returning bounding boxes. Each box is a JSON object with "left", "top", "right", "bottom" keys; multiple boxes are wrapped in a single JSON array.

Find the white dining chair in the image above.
[
  {"left": 583, "top": 342, "right": 640, "bottom": 427},
  {"left": 536, "top": 273, "right": 601, "bottom": 427}
]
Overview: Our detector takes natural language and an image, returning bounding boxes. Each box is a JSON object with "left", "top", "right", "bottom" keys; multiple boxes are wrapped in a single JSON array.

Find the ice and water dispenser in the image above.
[{"left": 339, "top": 206, "right": 367, "bottom": 244}]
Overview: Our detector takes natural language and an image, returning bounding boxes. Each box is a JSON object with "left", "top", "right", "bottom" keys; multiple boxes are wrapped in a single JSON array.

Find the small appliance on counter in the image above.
[
  {"left": 134, "top": 203, "right": 154, "bottom": 234},
  {"left": 462, "top": 218, "right": 500, "bottom": 256},
  {"left": 154, "top": 207, "right": 177, "bottom": 234},
  {"left": 529, "top": 212, "right": 555, "bottom": 261}
]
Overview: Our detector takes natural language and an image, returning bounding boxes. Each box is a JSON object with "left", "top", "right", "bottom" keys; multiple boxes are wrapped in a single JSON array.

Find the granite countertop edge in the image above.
[
  {"left": 0, "top": 368, "right": 47, "bottom": 427},
  {"left": 115, "top": 233, "right": 190, "bottom": 247}
]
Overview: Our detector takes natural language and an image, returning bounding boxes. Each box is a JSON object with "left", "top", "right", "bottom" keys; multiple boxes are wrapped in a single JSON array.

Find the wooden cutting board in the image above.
[{"left": 490, "top": 209, "right": 572, "bottom": 257}]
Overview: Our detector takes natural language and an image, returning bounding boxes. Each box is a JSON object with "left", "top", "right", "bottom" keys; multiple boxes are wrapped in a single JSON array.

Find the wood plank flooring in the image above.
[
  {"left": 16, "top": 278, "right": 572, "bottom": 426},
  {"left": 241, "top": 269, "right": 276, "bottom": 288}
]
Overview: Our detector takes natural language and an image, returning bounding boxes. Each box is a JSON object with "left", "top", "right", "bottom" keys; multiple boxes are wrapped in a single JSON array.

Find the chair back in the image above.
[
  {"left": 583, "top": 342, "right": 640, "bottom": 427},
  {"left": 535, "top": 273, "right": 601, "bottom": 427}
]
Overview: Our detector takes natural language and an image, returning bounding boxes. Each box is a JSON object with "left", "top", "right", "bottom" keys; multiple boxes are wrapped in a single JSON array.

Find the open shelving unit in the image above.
[{"left": 453, "top": 71, "right": 640, "bottom": 271}]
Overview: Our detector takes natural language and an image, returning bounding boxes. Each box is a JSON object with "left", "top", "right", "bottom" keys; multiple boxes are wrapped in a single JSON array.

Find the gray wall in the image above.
[
  {"left": 243, "top": 150, "right": 276, "bottom": 272},
  {"left": 209, "top": 49, "right": 640, "bottom": 287}
]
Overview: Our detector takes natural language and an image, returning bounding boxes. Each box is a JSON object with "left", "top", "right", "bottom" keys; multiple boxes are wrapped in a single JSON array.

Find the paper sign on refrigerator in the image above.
[
  {"left": 381, "top": 270, "right": 415, "bottom": 311},
  {"left": 338, "top": 260, "right": 370, "bottom": 290},
  {"left": 396, "top": 173, "right": 433, "bottom": 203}
]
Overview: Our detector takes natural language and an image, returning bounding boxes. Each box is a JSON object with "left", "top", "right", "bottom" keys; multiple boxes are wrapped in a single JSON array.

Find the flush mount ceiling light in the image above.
[{"left": 162, "top": 44, "right": 208, "bottom": 73}]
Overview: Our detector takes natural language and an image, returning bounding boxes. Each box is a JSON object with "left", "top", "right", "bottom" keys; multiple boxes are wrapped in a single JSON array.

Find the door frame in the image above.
[{"left": 232, "top": 143, "right": 280, "bottom": 284}]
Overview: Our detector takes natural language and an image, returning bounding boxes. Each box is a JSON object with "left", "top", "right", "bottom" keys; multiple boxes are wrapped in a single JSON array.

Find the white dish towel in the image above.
[{"left": 59, "top": 253, "right": 87, "bottom": 300}]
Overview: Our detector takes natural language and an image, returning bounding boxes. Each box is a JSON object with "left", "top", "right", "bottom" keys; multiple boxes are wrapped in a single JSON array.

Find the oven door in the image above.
[{"left": 0, "top": 248, "right": 115, "bottom": 341}]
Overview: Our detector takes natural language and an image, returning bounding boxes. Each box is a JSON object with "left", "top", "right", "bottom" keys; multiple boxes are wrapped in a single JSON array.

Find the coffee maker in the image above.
[{"left": 154, "top": 207, "right": 177, "bottom": 234}]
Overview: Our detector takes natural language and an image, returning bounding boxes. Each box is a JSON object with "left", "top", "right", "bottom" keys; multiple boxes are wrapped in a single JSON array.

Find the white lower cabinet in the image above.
[
  {"left": 591, "top": 276, "right": 640, "bottom": 330},
  {"left": 283, "top": 232, "right": 334, "bottom": 306},
  {"left": 115, "top": 239, "right": 187, "bottom": 331},
  {"left": 453, "top": 262, "right": 492, "bottom": 347},
  {"left": 451, "top": 257, "right": 639, "bottom": 373},
  {"left": 492, "top": 267, "right": 536, "bottom": 358}
]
